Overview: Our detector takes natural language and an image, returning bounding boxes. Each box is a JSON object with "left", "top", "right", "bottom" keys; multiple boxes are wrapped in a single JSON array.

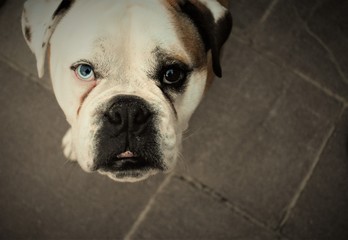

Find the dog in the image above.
[{"left": 21, "top": 0, "right": 232, "bottom": 182}]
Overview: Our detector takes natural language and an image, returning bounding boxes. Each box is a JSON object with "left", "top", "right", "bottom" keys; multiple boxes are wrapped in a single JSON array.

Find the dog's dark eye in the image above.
[
  {"left": 75, "top": 64, "right": 95, "bottom": 81},
  {"left": 163, "top": 67, "right": 186, "bottom": 84}
]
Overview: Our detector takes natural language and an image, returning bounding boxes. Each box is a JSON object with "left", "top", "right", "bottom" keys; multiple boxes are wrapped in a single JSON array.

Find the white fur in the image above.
[
  {"left": 62, "top": 128, "right": 77, "bottom": 161},
  {"left": 22, "top": 0, "right": 64, "bottom": 77},
  {"left": 22, "top": 0, "right": 228, "bottom": 182},
  {"left": 199, "top": 0, "right": 228, "bottom": 22}
]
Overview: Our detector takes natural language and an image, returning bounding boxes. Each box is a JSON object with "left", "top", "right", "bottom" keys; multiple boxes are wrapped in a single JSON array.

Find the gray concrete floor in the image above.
[{"left": 1, "top": 0, "right": 348, "bottom": 239}]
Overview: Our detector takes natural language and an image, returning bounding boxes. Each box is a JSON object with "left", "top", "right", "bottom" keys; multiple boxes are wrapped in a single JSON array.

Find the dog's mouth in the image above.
[
  {"left": 95, "top": 150, "right": 164, "bottom": 181},
  {"left": 91, "top": 95, "right": 168, "bottom": 180},
  {"left": 97, "top": 150, "right": 163, "bottom": 173},
  {"left": 104, "top": 151, "right": 149, "bottom": 171}
]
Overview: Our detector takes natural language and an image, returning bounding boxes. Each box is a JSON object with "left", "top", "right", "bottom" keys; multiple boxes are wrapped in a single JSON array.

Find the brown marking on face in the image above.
[
  {"left": 163, "top": 0, "right": 223, "bottom": 90},
  {"left": 77, "top": 81, "right": 97, "bottom": 116},
  {"left": 163, "top": 0, "right": 206, "bottom": 68}
]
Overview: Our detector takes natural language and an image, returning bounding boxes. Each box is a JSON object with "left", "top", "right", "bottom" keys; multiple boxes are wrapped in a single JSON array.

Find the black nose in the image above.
[{"left": 105, "top": 95, "right": 153, "bottom": 135}]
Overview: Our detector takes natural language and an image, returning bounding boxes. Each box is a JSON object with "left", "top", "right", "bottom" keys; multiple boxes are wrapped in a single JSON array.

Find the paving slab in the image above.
[
  {"left": 1, "top": 0, "right": 347, "bottom": 239},
  {"left": 0, "top": 62, "right": 164, "bottom": 239},
  {"left": 229, "top": 0, "right": 273, "bottom": 38},
  {"left": 252, "top": 0, "right": 348, "bottom": 101},
  {"left": 177, "top": 37, "right": 343, "bottom": 228},
  {"left": 131, "top": 176, "right": 278, "bottom": 240},
  {"left": 282, "top": 109, "right": 348, "bottom": 240}
]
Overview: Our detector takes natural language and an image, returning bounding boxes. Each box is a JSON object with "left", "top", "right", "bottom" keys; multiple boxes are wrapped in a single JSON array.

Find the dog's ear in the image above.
[
  {"left": 21, "top": 0, "right": 75, "bottom": 78},
  {"left": 178, "top": 0, "right": 232, "bottom": 78}
]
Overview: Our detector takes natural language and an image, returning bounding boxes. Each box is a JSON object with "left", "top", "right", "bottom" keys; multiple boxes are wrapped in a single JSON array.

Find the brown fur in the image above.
[
  {"left": 163, "top": 0, "right": 230, "bottom": 92},
  {"left": 163, "top": 0, "right": 206, "bottom": 68}
]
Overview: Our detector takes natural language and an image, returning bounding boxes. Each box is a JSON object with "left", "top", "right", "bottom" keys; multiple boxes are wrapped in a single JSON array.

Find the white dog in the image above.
[{"left": 21, "top": 0, "right": 232, "bottom": 182}]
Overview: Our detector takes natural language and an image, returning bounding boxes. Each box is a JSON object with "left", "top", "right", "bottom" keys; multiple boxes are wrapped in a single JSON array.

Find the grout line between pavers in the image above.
[
  {"left": 232, "top": 35, "right": 348, "bottom": 106},
  {"left": 175, "top": 174, "right": 284, "bottom": 238},
  {"left": 292, "top": 5, "right": 348, "bottom": 85},
  {"left": 277, "top": 115, "right": 341, "bottom": 230},
  {"left": 123, "top": 173, "right": 174, "bottom": 240},
  {"left": 291, "top": 69, "right": 348, "bottom": 105},
  {"left": 259, "top": 0, "right": 279, "bottom": 24},
  {"left": 232, "top": 22, "right": 348, "bottom": 107},
  {"left": 236, "top": 0, "right": 280, "bottom": 41},
  {"left": 0, "top": 54, "right": 52, "bottom": 92}
]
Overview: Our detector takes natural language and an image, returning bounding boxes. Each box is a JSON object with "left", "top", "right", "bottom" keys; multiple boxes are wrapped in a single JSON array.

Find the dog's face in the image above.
[{"left": 22, "top": 0, "right": 232, "bottom": 182}]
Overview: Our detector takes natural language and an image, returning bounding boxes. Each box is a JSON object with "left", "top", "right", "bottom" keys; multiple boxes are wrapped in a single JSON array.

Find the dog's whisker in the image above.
[
  {"left": 175, "top": 150, "right": 191, "bottom": 175},
  {"left": 182, "top": 126, "right": 202, "bottom": 142}
]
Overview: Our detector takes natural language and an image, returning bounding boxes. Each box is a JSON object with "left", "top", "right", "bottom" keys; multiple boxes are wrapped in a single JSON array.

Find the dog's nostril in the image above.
[
  {"left": 105, "top": 106, "right": 123, "bottom": 125},
  {"left": 130, "top": 107, "right": 152, "bottom": 134},
  {"left": 112, "top": 112, "right": 122, "bottom": 125},
  {"left": 134, "top": 108, "right": 151, "bottom": 125},
  {"left": 105, "top": 95, "right": 153, "bottom": 134}
]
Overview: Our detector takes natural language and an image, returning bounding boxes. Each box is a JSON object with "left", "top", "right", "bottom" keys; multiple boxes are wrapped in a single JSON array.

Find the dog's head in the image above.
[{"left": 22, "top": 0, "right": 232, "bottom": 182}]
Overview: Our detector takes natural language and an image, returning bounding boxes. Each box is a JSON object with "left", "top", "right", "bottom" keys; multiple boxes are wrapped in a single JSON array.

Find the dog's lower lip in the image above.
[
  {"left": 105, "top": 155, "right": 149, "bottom": 171},
  {"left": 115, "top": 157, "right": 138, "bottom": 163}
]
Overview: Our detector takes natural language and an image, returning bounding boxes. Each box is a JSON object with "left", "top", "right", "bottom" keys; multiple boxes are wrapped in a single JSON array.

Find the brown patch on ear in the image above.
[
  {"left": 24, "top": 26, "right": 31, "bottom": 42},
  {"left": 204, "top": 50, "right": 215, "bottom": 93},
  {"left": 163, "top": 0, "right": 231, "bottom": 92},
  {"left": 173, "top": 0, "right": 232, "bottom": 78}
]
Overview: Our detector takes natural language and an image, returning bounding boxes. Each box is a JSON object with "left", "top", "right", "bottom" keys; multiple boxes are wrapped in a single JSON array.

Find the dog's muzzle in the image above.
[{"left": 94, "top": 95, "right": 164, "bottom": 175}]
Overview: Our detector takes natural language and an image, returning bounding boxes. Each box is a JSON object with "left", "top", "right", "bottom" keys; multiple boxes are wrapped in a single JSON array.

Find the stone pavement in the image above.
[{"left": 0, "top": 0, "right": 347, "bottom": 239}]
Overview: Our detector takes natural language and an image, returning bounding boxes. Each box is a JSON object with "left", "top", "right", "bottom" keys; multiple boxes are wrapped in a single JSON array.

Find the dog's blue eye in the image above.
[{"left": 75, "top": 64, "right": 95, "bottom": 81}]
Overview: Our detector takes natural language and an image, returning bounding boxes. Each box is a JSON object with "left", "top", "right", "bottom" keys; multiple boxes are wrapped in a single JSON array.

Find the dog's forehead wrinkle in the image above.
[
  {"left": 92, "top": 38, "right": 120, "bottom": 70},
  {"left": 59, "top": 0, "right": 198, "bottom": 86}
]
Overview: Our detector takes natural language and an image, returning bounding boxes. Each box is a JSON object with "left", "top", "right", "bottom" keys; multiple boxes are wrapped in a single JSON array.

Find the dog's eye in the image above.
[
  {"left": 75, "top": 64, "right": 95, "bottom": 81},
  {"left": 163, "top": 67, "right": 186, "bottom": 84}
]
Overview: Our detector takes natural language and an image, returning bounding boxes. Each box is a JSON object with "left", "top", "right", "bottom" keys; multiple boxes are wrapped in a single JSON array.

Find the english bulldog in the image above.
[{"left": 21, "top": 0, "right": 232, "bottom": 182}]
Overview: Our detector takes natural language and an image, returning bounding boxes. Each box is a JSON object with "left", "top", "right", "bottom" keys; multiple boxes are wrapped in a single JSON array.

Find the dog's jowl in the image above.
[{"left": 21, "top": 0, "right": 232, "bottom": 182}]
